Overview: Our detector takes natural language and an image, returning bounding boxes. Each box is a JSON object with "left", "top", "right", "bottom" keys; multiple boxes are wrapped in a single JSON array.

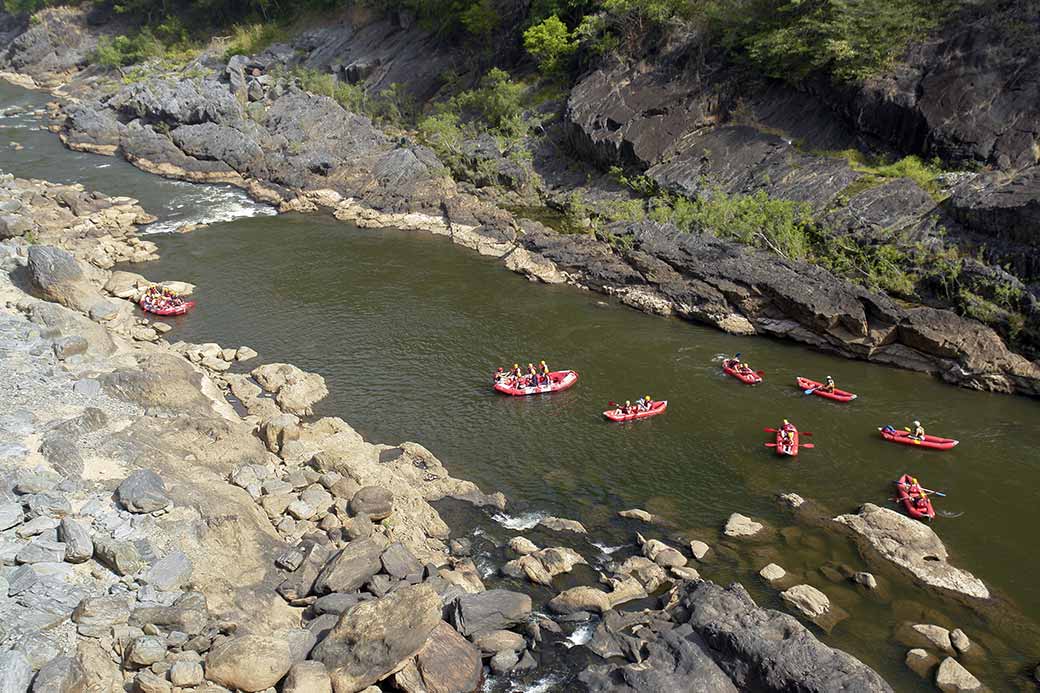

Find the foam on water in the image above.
[
  {"left": 564, "top": 622, "right": 595, "bottom": 648},
  {"left": 482, "top": 673, "right": 564, "bottom": 693},
  {"left": 590, "top": 541, "right": 625, "bottom": 555},
  {"left": 142, "top": 182, "right": 274, "bottom": 234},
  {"left": 490, "top": 510, "right": 546, "bottom": 530}
]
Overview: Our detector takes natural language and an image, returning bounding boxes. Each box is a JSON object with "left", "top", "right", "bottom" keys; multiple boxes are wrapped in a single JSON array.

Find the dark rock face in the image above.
[
  {"left": 580, "top": 581, "right": 892, "bottom": 693},
  {"left": 449, "top": 589, "right": 533, "bottom": 637},
  {"left": 0, "top": 8, "right": 98, "bottom": 82},
  {"left": 518, "top": 220, "right": 1040, "bottom": 396},
  {"left": 682, "top": 582, "right": 892, "bottom": 692}
]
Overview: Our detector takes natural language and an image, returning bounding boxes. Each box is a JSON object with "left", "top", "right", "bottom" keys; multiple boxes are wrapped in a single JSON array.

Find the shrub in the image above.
[
  {"left": 224, "top": 22, "right": 287, "bottom": 59},
  {"left": 418, "top": 112, "right": 465, "bottom": 169},
  {"left": 523, "top": 15, "right": 578, "bottom": 74},
  {"left": 94, "top": 29, "right": 165, "bottom": 68},
  {"left": 454, "top": 68, "right": 527, "bottom": 137}
]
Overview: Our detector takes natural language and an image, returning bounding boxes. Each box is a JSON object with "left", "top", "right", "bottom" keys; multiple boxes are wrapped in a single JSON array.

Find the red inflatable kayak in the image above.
[
  {"left": 796, "top": 377, "right": 856, "bottom": 402},
  {"left": 895, "top": 474, "right": 935, "bottom": 520},
  {"left": 494, "top": 370, "right": 578, "bottom": 396},
  {"left": 879, "top": 427, "right": 958, "bottom": 450},
  {"left": 604, "top": 400, "right": 667, "bottom": 422},
  {"left": 723, "top": 363, "right": 762, "bottom": 384},
  {"left": 772, "top": 425, "right": 799, "bottom": 456},
  {"left": 139, "top": 298, "right": 196, "bottom": 316}
]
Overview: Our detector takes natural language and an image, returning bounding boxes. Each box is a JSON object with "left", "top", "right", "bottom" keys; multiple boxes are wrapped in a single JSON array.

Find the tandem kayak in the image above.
[
  {"left": 723, "top": 364, "right": 762, "bottom": 384},
  {"left": 769, "top": 425, "right": 799, "bottom": 456},
  {"left": 796, "top": 376, "right": 857, "bottom": 402},
  {"left": 895, "top": 474, "right": 935, "bottom": 520},
  {"left": 139, "top": 298, "right": 196, "bottom": 316},
  {"left": 604, "top": 400, "right": 667, "bottom": 422},
  {"left": 494, "top": 370, "right": 578, "bottom": 396},
  {"left": 878, "top": 427, "right": 958, "bottom": 450}
]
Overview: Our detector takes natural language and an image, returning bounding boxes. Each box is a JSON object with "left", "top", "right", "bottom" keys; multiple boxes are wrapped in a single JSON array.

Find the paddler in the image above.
[
  {"left": 526, "top": 363, "right": 539, "bottom": 386},
  {"left": 539, "top": 360, "right": 551, "bottom": 383},
  {"left": 623, "top": 400, "right": 634, "bottom": 415},
  {"left": 909, "top": 420, "right": 926, "bottom": 440},
  {"left": 637, "top": 395, "right": 652, "bottom": 412},
  {"left": 820, "top": 375, "right": 836, "bottom": 393},
  {"left": 494, "top": 367, "right": 506, "bottom": 383},
  {"left": 779, "top": 419, "right": 794, "bottom": 453},
  {"left": 723, "top": 352, "right": 741, "bottom": 370}
]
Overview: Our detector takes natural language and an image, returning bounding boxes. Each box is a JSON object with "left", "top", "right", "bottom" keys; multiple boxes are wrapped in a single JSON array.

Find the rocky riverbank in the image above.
[
  {"left": 0, "top": 172, "right": 936, "bottom": 691},
  {"left": 1, "top": 6, "right": 1039, "bottom": 397}
]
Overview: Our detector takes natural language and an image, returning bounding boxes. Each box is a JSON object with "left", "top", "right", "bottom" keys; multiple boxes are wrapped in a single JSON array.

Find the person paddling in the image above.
[
  {"left": 539, "top": 360, "right": 551, "bottom": 385},
  {"left": 820, "top": 375, "right": 836, "bottom": 393},
  {"left": 494, "top": 367, "right": 507, "bottom": 383},
  {"left": 637, "top": 395, "right": 652, "bottom": 412},
  {"left": 509, "top": 363, "right": 523, "bottom": 382},
  {"left": 526, "top": 363, "right": 539, "bottom": 386},
  {"left": 909, "top": 420, "right": 926, "bottom": 440}
]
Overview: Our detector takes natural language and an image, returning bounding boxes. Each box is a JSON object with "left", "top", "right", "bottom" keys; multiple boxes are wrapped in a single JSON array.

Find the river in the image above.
[{"left": 3, "top": 79, "right": 1038, "bottom": 690}]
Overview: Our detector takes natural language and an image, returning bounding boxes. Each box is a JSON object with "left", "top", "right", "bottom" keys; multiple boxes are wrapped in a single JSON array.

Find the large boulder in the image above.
[
  {"left": 313, "top": 535, "right": 389, "bottom": 594},
  {"left": 0, "top": 651, "right": 33, "bottom": 693},
  {"left": 547, "top": 586, "right": 612, "bottom": 615},
  {"left": 449, "top": 589, "right": 532, "bottom": 637},
  {"left": 30, "top": 656, "right": 87, "bottom": 692},
  {"left": 26, "top": 245, "right": 100, "bottom": 313},
  {"left": 252, "top": 363, "right": 329, "bottom": 415},
  {"left": 311, "top": 583, "right": 442, "bottom": 693},
  {"left": 205, "top": 635, "right": 293, "bottom": 692},
  {"left": 115, "top": 469, "right": 172, "bottom": 513},
  {"left": 834, "top": 504, "right": 989, "bottom": 599},
  {"left": 680, "top": 581, "right": 892, "bottom": 692},
  {"left": 935, "top": 657, "right": 984, "bottom": 692},
  {"left": 411, "top": 621, "right": 482, "bottom": 693}
]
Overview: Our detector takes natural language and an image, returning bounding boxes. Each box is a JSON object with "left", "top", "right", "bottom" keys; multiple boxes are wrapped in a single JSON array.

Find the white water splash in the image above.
[
  {"left": 482, "top": 673, "right": 564, "bottom": 693},
  {"left": 565, "top": 622, "right": 595, "bottom": 648},
  {"left": 490, "top": 510, "right": 546, "bottom": 531},
  {"left": 590, "top": 541, "right": 625, "bottom": 555},
  {"left": 142, "top": 183, "right": 274, "bottom": 234}
]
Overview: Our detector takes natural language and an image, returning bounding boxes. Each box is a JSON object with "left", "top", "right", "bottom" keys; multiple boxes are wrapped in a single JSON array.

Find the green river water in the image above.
[{"left": 3, "top": 79, "right": 1039, "bottom": 691}]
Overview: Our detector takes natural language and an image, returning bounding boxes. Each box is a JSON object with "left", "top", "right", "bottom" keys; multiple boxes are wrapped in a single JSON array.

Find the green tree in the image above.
[{"left": 523, "top": 15, "right": 577, "bottom": 73}]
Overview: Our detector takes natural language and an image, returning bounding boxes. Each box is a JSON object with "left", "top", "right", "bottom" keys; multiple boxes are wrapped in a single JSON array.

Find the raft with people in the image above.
[
  {"left": 764, "top": 420, "right": 812, "bottom": 457},
  {"left": 604, "top": 397, "right": 667, "bottom": 422},
  {"left": 895, "top": 474, "right": 936, "bottom": 520},
  {"left": 493, "top": 361, "right": 578, "bottom": 396},
  {"left": 879, "top": 424, "right": 958, "bottom": 450},
  {"left": 722, "top": 353, "right": 763, "bottom": 384},
  {"left": 139, "top": 285, "right": 195, "bottom": 316},
  {"left": 796, "top": 376, "right": 857, "bottom": 402}
]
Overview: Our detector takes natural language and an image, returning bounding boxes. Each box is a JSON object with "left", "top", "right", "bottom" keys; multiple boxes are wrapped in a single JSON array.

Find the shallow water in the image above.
[{"left": 4, "top": 78, "right": 1039, "bottom": 690}]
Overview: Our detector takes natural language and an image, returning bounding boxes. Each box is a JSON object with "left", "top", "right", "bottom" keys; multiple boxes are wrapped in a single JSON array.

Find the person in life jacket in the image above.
[
  {"left": 637, "top": 395, "right": 652, "bottom": 412},
  {"left": 909, "top": 420, "right": 925, "bottom": 440},
  {"left": 623, "top": 400, "right": 634, "bottom": 415},
  {"left": 821, "top": 375, "right": 836, "bottom": 393},
  {"left": 539, "top": 360, "right": 551, "bottom": 384},
  {"left": 526, "top": 363, "right": 538, "bottom": 386},
  {"left": 510, "top": 363, "right": 523, "bottom": 381},
  {"left": 723, "top": 352, "right": 741, "bottom": 370},
  {"left": 494, "top": 367, "right": 506, "bottom": 383},
  {"left": 779, "top": 419, "right": 795, "bottom": 452}
]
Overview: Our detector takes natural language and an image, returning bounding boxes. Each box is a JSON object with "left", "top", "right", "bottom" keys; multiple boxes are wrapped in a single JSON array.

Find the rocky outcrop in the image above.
[
  {"left": 834, "top": 503, "right": 989, "bottom": 600},
  {"left": 580, "top": 580, "right": 892, "bottom": 692},
  {"left": 518, "top": 220, "right": 1040, "bottom": 396}
]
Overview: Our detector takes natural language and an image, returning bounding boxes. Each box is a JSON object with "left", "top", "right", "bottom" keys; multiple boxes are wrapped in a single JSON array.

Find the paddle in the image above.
[
  {"left": 800, "top": 443, "right": 815, "bottom": 449},
  {"left": 894, "top": 481, "right": 947, "bottom": 497},
  {"left": 764, "top": 427, "right": 813, "bottom": 436},
  {"left": 803, "top": 387, "right": 818, "bottom": 395}
]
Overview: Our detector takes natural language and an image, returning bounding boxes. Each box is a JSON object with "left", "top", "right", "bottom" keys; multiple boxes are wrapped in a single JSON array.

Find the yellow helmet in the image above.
[
  {"left": 513, "top": 364, "right": 518, "bottom": 368},
  {"left": 625, "top": 400, "right": 631, "bottom": 405},
  {"left": 783, "top": 419, "right": 789, "bottom": 425},
  {"left": 644, "top": 395, "right": 651, "bottom": 401},
  {"left": 540, "top": 360, "right": 546, "bottom": 365}
]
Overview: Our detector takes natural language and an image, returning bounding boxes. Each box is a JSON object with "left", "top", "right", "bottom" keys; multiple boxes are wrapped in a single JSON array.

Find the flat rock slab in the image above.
[
  {"left": 724, "top": 513, "right": 763, "bottom": 537},
  {"left": 834, "top": 503, "right": 989, "bottom": 599}
]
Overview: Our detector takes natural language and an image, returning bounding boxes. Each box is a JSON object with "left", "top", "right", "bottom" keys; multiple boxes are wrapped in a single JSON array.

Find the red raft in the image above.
[
  {"left": 879, "top": 427, "right": 958, "bottom": 450},
  {"left": 894, "top": 474, "right": 935, "bottom": 520},
  {"left": 604, "top": 400, "right": 667, "bottom": 422},
  {"left": 494, "top": 370, "right": 578, "bottom": 396},
  {"left": 723, "top": 363, "right": 762, "bottom": 384},
  {"left": 768, "top": 425, "right": 799, "bottom": 456},
  {"left": 139, "top": 298, "right": 196, "bottom": 316},
  {"left": 796, "top": 376, "right": 857, "bottom": 402}
]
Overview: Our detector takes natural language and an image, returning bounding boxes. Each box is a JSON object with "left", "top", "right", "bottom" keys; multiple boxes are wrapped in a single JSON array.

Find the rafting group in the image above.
[
  {"left": 138, "top": 285, "right": 196, "bottom": 316},
  {"left": 491, "top": 349, "right": 956, "bottom": 522}
]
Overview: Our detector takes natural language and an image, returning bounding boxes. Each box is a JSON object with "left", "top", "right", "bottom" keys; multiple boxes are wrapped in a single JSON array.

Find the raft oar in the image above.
[
  {"left": 893, "top": 481, "right": 947, "bottom": 497},
  {"left": 803, "top": 387, "right": 818, "bottom": 395},
  {"left": 764, "top": 428, "right": 813, "bottom": 436}
]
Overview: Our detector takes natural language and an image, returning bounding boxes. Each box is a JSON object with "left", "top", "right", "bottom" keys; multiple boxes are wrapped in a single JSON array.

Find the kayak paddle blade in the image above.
[
  {"left": 801, "top": 443, "right": 815, "bottom": 449},
  {"left": 803, "top": 388, "right": 816, "bottom": 395},
  {"left": 763, "top": 427, "right": 777, "bottom": 433}
]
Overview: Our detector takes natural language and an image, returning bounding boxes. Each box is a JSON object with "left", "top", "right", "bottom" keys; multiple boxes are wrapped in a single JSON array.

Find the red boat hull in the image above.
[
  {"left": 723, "top": 364, "right": 762, "bottom": 384},
  {"left": 604, "top": 400, "right": 667, "bottom": 422},
  {"left": 139, "top": 299, "right": 196, "bottom": 316},
  {"left": 775, "top": 426, "right": 799, "bottom": 456},
  {"left": 796, "top": 377, "right": 856, "bottom": 402},
  {"left": 879, "top": 428, "right": 958, "bottom": 450},
  {"left": 494, "top": 370, "right": 578, "bottom": 396},
  {"left": 895, "top": 474, "right": 936, "bottom": 520}
]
